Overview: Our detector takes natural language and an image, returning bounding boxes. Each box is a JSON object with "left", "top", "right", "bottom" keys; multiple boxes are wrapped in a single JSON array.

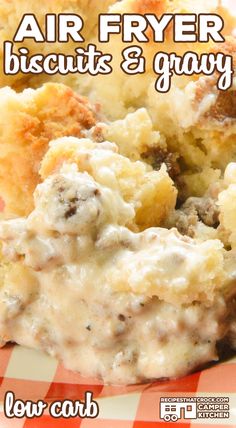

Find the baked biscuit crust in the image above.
[{"left": 0, "top": 83, "right": 96, "bottom": 216}]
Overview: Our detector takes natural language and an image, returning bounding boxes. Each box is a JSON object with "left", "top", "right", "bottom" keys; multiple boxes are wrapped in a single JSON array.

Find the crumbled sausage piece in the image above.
[
  {"left": 168, "top": 195, "right": 219, "bottom": 238},
  {"left": 64, "top": 206, "right": 77, "bottom": 219},
  {"left": 183, "top": 197, "right": 220, "bottom": 228},
  {"left": 173, "top": 210, "right": 198, "bottom": 238},
  {"left": 141, "top": 148, "right": 180, "bottom": 179}
]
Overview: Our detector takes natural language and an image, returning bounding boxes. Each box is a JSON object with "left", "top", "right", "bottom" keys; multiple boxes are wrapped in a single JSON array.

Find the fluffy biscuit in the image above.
[{"left": 0, "top": 83, "right": 96, "bottom": 217}]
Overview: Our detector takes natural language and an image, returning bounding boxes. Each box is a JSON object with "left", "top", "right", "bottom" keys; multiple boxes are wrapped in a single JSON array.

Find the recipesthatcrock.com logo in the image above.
[{"left": 160, "top": 397, "right": 230, "bottom": 422}]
